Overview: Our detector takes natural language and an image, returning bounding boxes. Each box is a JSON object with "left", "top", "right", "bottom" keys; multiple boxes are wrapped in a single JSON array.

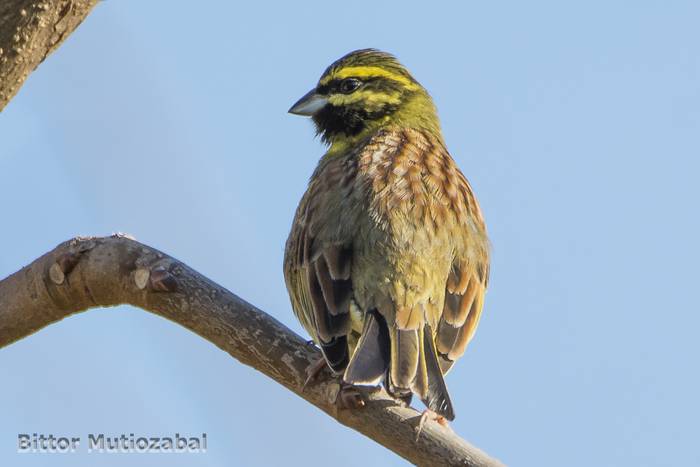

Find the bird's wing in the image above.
[
  {"left": 283, "top": 157, "right": 357, "bottom": 372},
  {"left": 436, "top": 259, "right": 489, "bottom": 374},
  {"left": 423, "top": 142, "right": 490, "bottom": 375}
]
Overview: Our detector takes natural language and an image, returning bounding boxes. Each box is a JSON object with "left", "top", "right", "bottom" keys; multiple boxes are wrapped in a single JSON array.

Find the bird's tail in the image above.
[
  {"left": 343, "top": 310, "right": 390, "bottom": 386},
  {"left": 389, "top": 323, "right": 455, "bottom": 420},
  {"left": 343, "top": 311, "right": 454, "bottom": 421}
]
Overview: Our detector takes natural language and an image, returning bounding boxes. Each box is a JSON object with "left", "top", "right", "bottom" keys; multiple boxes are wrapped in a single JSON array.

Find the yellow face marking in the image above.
[{"left": 320, "top": 66, "right": 419, "bottom": 90}]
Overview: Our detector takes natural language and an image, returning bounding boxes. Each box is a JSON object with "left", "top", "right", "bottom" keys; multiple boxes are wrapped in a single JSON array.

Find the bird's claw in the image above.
[
  {"left": 302, "top": 357, "right": 328, "bottom": 391},
  {"left": 415, "top": 409, "right": 451, "bottom": 441},
  {"left": 337, "top": 383, "right": 365, "bottom": 409}
]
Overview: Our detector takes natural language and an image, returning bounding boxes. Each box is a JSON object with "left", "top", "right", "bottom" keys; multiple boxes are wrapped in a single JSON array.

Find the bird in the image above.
[{"left": 283, "top": 49, "right": 489, "bottom": 422}]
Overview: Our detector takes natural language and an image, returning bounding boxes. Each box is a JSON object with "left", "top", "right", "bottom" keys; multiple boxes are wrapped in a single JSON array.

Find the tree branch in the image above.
[
  {"left": 0, "top": 0, "right": 98, "bottom": 111},
  {"left": 0, "top": 236, "right": 504, "bottom": 466}
]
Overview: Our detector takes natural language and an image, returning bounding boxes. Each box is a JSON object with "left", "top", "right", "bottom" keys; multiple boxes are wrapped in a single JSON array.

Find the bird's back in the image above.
[{"left": 284, "top": 126, "right": 489, "bottom": 419}]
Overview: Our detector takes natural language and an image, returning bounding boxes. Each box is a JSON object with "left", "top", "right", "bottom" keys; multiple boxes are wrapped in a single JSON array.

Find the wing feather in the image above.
[
  {"left": 436, "top": 262, "right": 488, "bottom": 373},
  {"left": 283, "top": 157, "right": 358, "bottom": 373}
]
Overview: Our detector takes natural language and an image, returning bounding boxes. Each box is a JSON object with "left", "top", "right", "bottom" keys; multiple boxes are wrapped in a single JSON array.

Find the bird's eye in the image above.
[{"left": 339, "top": 78, "right": 362, "bottom": 94}]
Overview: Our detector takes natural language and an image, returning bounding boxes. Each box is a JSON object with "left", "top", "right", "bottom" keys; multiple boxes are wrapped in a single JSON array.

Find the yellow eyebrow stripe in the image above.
[
  {"left": 320, "top": 66, "right": 418, "bottom": 90},
  {"left": 328, "top": 89, "right": 402, "bottom": 107}
]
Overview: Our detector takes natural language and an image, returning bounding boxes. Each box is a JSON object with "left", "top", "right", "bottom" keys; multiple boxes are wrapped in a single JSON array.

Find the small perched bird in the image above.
[{"left": 284, "top": 49, "right": 489, "bottom": 422}]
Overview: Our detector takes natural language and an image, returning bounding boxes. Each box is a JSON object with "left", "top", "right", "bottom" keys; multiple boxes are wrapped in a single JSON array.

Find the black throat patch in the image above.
[{"left": 313, "top": 103, "right": 398, "bottom": 144}]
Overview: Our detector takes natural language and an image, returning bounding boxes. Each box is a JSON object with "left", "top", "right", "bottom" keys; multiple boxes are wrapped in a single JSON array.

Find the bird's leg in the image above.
[
  {"left": 337, "top": 382, "right": 365, "bottom": 409},
  {"left": 302, "top": 357, "right": 328, "bottom": 391},
  {"left": 394, "top": 391, "right": 413, "bottom": 408},
  {"left": 415, "top": 409, "right": 451, "bottom": 441},
  {"left": 303, "top": 358, "right": 365, "bottom": 409}
]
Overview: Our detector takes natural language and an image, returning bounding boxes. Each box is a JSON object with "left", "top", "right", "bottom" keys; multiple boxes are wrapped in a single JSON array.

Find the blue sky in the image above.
[{"left": 1, "top": 1, "right": 699, "bottom": 466}]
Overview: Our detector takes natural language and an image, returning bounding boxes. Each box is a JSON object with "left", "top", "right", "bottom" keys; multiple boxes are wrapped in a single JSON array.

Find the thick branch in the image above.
[
  {"left": 0, "top": 236, "right": 503, "bottom": 466},
  {"left": 0, "top": 0, "right": 97, "bottom": 111}
]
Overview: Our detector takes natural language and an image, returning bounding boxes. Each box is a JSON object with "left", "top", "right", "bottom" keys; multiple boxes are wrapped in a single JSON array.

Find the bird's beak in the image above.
[{"left": 288, "top": 88, "right": 328, "bottom": 116}]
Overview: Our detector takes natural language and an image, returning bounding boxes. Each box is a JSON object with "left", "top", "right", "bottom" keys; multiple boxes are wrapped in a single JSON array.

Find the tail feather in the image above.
[
  {"left": 343, "top": 312, "right": 455, "bottom": 421},
  {"left": 420, "top": 323, "right": 455, "bottom": 420},
  {"left": 389, "top": 328, "right": 420, "bottom": 389},
  {"left": 410, "top": 326, "right": 429, "bottom": 400},
  {"left": 387, "top": 323, "right": 455, "bottom": 421},
  {"left": 343, "top": 310, "right": 389, "bottom": 385}
]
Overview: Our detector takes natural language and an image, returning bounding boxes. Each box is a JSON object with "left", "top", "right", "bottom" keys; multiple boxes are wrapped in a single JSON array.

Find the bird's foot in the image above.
[
  {"left": 415, "top": 409, "right": 451, "bottom": 441},
  {"left": 302, "top": 357, "right": 328, "bottom": 391},
  {"left": 337, "top": 383, "right": 365, "bottom": 409}
]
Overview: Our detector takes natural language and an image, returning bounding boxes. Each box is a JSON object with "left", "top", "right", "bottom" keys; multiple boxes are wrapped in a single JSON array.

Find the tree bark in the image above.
[
  {"left": 0, "top": 0, "right": 97, "bottom": 111},
  {"left": 0, "top": 236, "right": 504, "bottom": 466}
]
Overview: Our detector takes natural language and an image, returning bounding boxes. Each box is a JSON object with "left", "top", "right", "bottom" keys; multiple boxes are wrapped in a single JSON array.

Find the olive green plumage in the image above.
[{"left": 284, "top": 49, "right": 489, "bottom": 420}]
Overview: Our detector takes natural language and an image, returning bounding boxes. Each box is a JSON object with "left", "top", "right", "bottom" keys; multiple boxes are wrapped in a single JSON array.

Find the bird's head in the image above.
[{"left": 289, "top": 49, "right": 440, "bottom": 148}]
